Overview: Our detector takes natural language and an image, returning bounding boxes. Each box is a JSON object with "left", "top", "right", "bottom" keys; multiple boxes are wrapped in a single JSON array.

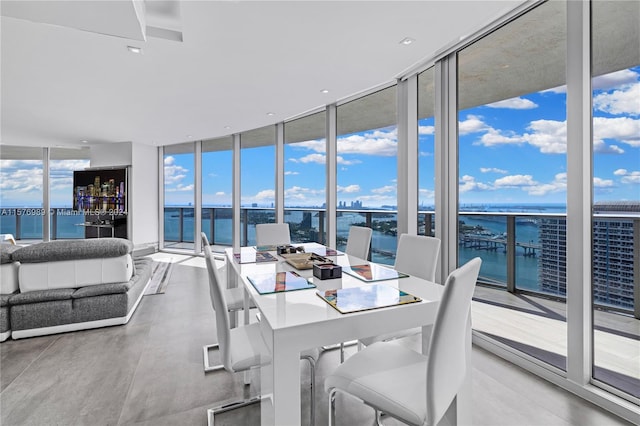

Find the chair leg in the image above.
[
  {"left": 203, "top": 344, "right": 224, "bottom": 373},
  {"left": 301, "top": 354, "right": 316, "bottom": 426},
  {"left": 207, "top": 394, "right": 267, "bottom": 426},
  {"left": 328, "top": 388, "right": 337, "bottom": 426}
]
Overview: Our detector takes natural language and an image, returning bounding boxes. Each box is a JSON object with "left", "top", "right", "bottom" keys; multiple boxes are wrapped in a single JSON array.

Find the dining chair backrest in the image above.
[
  {"left": 201, "top": 231, "right": 210, "bottom": 248},
  {"left": 201, "top": 232, "right": 232, "bottom": 370},
  {"left": 345, "top": 226, "right": 373, "bottom": 260},
  {"left": 255, "top": 223, "right": 291, "bottom": 246},
  {"left": 425, "top": 257, "right": 481, "bottom": 425},
  {"left": 394, "top": 234, "right": 441, "bottom": 282}
]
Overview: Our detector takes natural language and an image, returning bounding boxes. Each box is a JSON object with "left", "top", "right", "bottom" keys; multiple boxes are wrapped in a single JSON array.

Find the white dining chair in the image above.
[
  {"left": 358, "top": 234, "right": 441, "bottom": 348},
  {"left": 255, "top": 222, "right": 291, "bottom": 246},
  {"left": 345, "top": 225, "right": 373, "bottom": 260},
  {"left": 201, "top": 232, "right": 256, "bottom": 373},
  {"left": 325, "top": 257, "right": 482, "bottom": 426},
  {"left": 203, "top": 241, "right": 319, "bottom": 426}
]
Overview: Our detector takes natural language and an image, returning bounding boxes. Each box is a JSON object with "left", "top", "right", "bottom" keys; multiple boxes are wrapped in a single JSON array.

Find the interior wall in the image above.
[
  {"left": 130, "top": 142, "right": 159, "bottom": 248},
  {"left": 89, "top": 141, "right": 158, "bottom": 248}
]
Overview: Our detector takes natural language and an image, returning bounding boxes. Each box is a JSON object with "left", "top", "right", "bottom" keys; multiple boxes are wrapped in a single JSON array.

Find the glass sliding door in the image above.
[
  {"left": 202, "top": 136, "right": 233, "bottom": 250},
  {"left": 49, "top": 148, "right": 91, "bottom": 239},
  {"left": 240, "top": 125, "right": 276, "bottom": 246},
  {"left": 336, "top": 86, "right": 398, "bottom": 265},
  {"left": 163, "top": 143, "right": 195, "bottom": 250},
  {"left": 591, "top": 0, "right": 640, "bottom": 398},
  {"left": 458, "top": 1, "right": 568, "bottom": 370},
  {"left": 284, "top": 111, "right": 327, "bottom": 244},
  {"left": 0, "top": 146, "right": 44, "bottom": 242},
  {"left": 418, "top": 67, "right": 436, "bottom": 237}
]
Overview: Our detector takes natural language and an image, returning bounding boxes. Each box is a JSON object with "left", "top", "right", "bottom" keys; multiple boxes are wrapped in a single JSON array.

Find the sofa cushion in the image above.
[
  {"left": 0, "top": 243, "right": 20, "bottom": 264},
  {"left": 1, "top": 263, "right": 20, "bottom": 294},
  {"left": 19, "top": 254, "right": 134, "bottom": 293},
  {"left": 0, "top": 294, "right": 12, "bottom": 308},
  {"left": 72, "top": 282, "right": 129, "bottom": 298},
  {"left": 9, "top": 288, "right": 76, "bottom": 305},
  {"left": 11, "top": 238, "right": 133, "bottom": 263}
]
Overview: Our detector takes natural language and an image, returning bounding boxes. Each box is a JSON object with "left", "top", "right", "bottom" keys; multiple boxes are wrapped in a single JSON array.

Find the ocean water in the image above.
[{"left": 1, "top": 206, "right": 560, "bottom": 293}]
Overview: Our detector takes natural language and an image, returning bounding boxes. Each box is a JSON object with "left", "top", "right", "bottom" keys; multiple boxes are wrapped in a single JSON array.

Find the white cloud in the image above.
[
  {"left": 494, "top": 174, "right": 538, "bottom": 188},
  {"left": 337, "top": 128, "right": 398, "bottom": 157},
  {"left": 526, "top": 173, "right": 566, "bottom": 196},
  {"left": 480, "top": 167, "right": 508, "bottom": 174},
  {"left": 593, "top": 69, "right": 639, "bottom": 91},
  {"left": 336, "top": 155, "right": 361, "bottom": 166},
  {"left": 419, "top": 151, "right": 433, "bottom": 157},
  {"left": 486, "top": 97, "right": 538, "bottom": 110},
  {"left": 254, "top": 189, "right": 275, "bottom": 200},
  {"left": 419, "top": 188, "right": 435, "bottom": 200},
  {"left": 594, "top": 116, "right": 640, "bottom": 148},
  {"left": 613, "top": 169, "right": 640, "bottom": 185},
  {"left": 478, "top": 128, "right": 525, "bottom": 147},
  {"left": 523, "top": 119, "right": 567, "bottom": 154},
  {"left": 165, "top": 183, "right": 194, "bottom": 192},
  {"left": 215, "top": 191, "right": 225, "bottom": 196},
  {"left": 290, "top": 153, "right": 326, "bottom": 164},
  {"left": 593, "top": 177, "right": 615, "bottom": 188},
  {"left": 593, "top": 82, "right": 640, "bottom": 116},
  {"left": 419, "top": 125, "right": 435, "bottom": 135},
  {"left": 284, "top": 171, "right": 299, "bottom": 175},
  {"left": 164, "top": 156, "right": 175, "bottom": 166},
  {"left": 49, "top": 159, "right": 90, "bottom": 172},
  {"left": 371, "top": 185, "right": 395, "bottom": 195},
  {"left": 337, "top": 184, "right": 360, "bottom": 193},
  {"left": 459, "top": 115, "right": 490, "bottom": 135},
  {"left": 294, "top": 140, "right": 326, "bottom": 154},
  {"left": 459, "top": 175, "right": 492, "bottom": 193},
  {"left": 284, "top": 186, "right": 325, "bottom": 201}
]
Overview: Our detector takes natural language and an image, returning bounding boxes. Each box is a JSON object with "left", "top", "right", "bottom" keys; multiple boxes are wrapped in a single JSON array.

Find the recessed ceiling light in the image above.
[
  {"left": 81, "top": 140, "right": 88, "bottom": 144},
  {"left": 399, "top": 37, "right": 415, "bottom": 45},
  {"left": 187, "top": 134, "right": 193, "bottom": 139},
  {"left": 267, "top": 112, "right": 275, "bottom": 116},
  {"left": 127, "top": 46, "right": 143, "bottom": 54},
  {"left": 320, "top": 89, "right": 329, "bottom": 94},
  {"left": 224, "top": 126, "right": 231, "bottom": 129}
]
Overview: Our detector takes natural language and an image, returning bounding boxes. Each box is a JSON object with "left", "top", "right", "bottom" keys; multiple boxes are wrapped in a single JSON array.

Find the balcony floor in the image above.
[{"left": 472, "top": 285, "right": 640, "bottom": 398}]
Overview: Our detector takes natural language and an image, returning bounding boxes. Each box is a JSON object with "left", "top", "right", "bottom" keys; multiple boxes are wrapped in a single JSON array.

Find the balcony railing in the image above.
[{"left": 165, "top": 206, "right": 638, "bottom": 318}]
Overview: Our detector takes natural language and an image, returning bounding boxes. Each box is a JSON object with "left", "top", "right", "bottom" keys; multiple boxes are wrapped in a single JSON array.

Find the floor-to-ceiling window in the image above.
[
  {"left": 336, "top": 85, "right": 398, "bottom": 265},
  {"left": 240, "top": 125, "right": 276, "bottom": 246},
  {"left": 0, "top": 146, "right": 44, "bottom": 242},
  {"left": 163, "top": 142, "right": 195, "bottom": 250},
  {"left": 202, "top": 137, "right": 233, "bottom": 249},
  {"left": 418, "top": 67, "right": 436, "bottom": 237},
  {"left": 49, "top": 148, "right": 90, "bottom": 239},
  {"left": 591, "top": 0, "right": 640, "bottom": 399},
  {"left": 458, "top": 0, "right": 568, "bottom": 370},
  {"left": 284, "top": 111, "right": 327, "bottom": 244}
]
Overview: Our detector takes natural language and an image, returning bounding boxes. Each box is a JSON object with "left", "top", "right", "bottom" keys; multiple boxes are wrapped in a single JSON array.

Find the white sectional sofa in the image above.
[{"left": 0, "top": 239, "right": 152, "bottom": 340}]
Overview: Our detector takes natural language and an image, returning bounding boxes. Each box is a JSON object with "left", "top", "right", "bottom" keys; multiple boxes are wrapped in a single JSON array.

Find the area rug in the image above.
[{"left": 144, "top": 260, "right": 174, "bottom": 295}]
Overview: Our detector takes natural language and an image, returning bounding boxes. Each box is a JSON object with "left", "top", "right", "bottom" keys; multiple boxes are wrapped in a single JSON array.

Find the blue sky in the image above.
[{"left": 1, "top": 68, "right": 638, "bottom": 209}]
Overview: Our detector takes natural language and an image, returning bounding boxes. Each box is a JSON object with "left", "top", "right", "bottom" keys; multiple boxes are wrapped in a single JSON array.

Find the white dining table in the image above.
[{"left": 225, "top": 242, "right": 472, "bottom": 426}]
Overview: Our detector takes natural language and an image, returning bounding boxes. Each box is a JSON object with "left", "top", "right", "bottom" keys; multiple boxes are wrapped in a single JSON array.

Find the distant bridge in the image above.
[{"left": 459, "top": 234, "right": 540, "bottom": 257}]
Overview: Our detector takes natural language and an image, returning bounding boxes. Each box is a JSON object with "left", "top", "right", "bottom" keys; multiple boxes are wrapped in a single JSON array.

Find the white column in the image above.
[
  {"left": 194, "top": 141, "right": 202, "bottom": 253},
  {"left": 232, "top": 134, "right": 241, "bottom": 250},
  {"left": 275, "top": 123, "right": 285, "bottom": 223},
  {"left": 566, "top": 0, "right": 592, "bottom": 386},
  {"left": 158, "top": 146, "right": 165, "bottom": 249},
  {"left": 42, "top": 147, "right": 50, "bottom": 242},
  {"left": 396, "top": 76, "right": 418, "bottom": 237},
  {"left": 326, "top": 104, "right": 337, "bottom": 248}
]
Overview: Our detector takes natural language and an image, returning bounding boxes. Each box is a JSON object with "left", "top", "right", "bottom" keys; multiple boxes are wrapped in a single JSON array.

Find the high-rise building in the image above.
[{"left": 538, "top": 202, "right": 638, "bottom": 310}]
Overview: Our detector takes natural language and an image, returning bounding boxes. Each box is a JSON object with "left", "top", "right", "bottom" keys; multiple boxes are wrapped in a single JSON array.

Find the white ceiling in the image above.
[{"left": 1, "top": 0, "right": 526, "bottom": 148}]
